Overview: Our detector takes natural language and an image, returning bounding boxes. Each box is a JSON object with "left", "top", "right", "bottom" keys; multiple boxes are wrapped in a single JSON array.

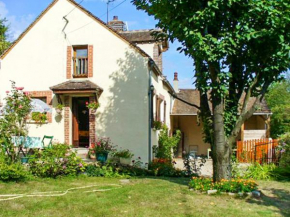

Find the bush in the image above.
[
  {"left": 272, "top": 166, "right": 290, "bottom": 180},
  {"left": 188, "top": 177, "right": 258, "bottom": 193},
  {"left": 153, "top": 125, "right": 181, "bottom": 161},
  {"left": 29, "top": 144, "right": 86, "bottom": 178},
  {"left": 244, "top": 163, "right": 278, "bottom": 180},
  {"left": 148, "top": 158, "right": 183, "bottom": 177},
  {"left": 0, "top": 162, "right": 30, "bottom": 182},
  {"left": 85, "top": 164, "right": 122, "bottom": 178},
  {"left": 277, "top": 133, "right": 290, "bottom": 168}
]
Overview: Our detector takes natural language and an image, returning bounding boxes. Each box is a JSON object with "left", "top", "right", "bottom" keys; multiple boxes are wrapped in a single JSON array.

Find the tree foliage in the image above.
[
  {"left": 266, "top": 77, "right": 290, "bottom": 138},
  {"left": 133, "top": 0, "right": 290, "bottom": 181},
  {"left": 0, "top": 17, "right": 10, "bottom": 55}
]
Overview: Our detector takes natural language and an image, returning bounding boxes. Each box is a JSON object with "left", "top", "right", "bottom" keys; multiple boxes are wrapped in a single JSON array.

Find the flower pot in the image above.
[
  {"left": 90, "top": 109, "right": 96, "bottom": 114},
  {"left": 120, "top": 157, "right": 132, "bottom": 165},
  {"left": 96, "top": 152, "right": 108, "bottom": 163},
  {"left": 21, "top": 157, "right": 30, "bottom": 164},
  {"left": 56, "top": 108, "right": 62, "bottom": 115}
]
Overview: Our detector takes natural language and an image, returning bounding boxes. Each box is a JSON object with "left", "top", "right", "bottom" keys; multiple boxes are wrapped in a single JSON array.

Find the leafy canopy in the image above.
[
  {"left": 0, "top": 17, "right": 10, "bottom": 55},
  {"left": 266, "top": 77, "right": 290, "bottom": 138}
]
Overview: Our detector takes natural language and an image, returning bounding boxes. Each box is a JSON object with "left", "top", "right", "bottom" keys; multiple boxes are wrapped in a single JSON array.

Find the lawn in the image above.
[{"left": 0, "top": 177, "right": 289, "bottom": 217}]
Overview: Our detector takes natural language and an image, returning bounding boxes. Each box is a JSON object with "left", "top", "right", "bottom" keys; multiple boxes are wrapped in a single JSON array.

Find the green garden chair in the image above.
[{"left": 42, "top": 136, "right": 53, "bottom": 148}]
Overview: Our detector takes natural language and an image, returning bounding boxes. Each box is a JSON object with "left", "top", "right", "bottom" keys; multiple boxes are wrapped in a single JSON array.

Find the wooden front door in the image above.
[{"left": 72, "top": 97, "right": 89, "bottom": 147}]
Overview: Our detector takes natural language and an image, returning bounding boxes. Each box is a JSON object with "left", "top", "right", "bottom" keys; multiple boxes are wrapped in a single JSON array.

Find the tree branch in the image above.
[{"left": 228, "top": 80, "right": 270, "bottom": 145}]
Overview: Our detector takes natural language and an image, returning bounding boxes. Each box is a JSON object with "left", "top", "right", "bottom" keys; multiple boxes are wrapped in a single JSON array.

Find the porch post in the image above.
[
  {"left": 241, "top": 123, "right": 244, "bottom": 142},
  {"left": 89, "top": 96, "right": 96, "bottom": 146}
]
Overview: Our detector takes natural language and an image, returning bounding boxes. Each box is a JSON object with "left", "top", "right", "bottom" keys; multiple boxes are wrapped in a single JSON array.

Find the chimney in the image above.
[
  {"left": 173, "top": 72, "right": 179, "bottom": 93},
  {"left": 108, "top": 16, "right": 127, "bottom": 31}
]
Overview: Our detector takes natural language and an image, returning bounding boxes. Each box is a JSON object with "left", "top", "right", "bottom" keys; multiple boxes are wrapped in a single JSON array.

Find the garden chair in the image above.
[{"left": 42, "top": 136, "right": 53, "bottom": 148}]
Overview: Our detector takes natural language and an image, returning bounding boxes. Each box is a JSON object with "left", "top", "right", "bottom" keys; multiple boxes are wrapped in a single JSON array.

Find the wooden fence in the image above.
[{"left": 236, "top": 139, "right": 279, "bottom": 164}]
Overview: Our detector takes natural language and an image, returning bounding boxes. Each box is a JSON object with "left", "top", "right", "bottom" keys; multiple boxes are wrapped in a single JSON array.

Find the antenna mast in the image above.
[{"left": 107, "top": 0, "right": 116, "bottom": 24}]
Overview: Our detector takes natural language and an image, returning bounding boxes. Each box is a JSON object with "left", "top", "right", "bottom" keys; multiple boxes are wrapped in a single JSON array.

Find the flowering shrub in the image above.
[
  {"left": 148, "top": 158, "right": 182, "bottom": 177},
  {"left": 277, "top": 133, "right": 290, "bottom": 168},
  {"left": 91, "top": 137, "right": 115, "bottom": 154},
  {"left": 29, "top": 144, "right": 86, "bottom": 178},
  {"left": 189, "top": 177, "right": 258, "bottom": 193},
  {"left": 0, "top": 81, "right": 32, "bottom": 164}
]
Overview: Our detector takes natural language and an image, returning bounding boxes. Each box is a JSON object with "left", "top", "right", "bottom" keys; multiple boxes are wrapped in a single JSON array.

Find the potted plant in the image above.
[
  {"left": 93, "top": 137, "right": 114, "bottom": 163},
  {"left": 55, "top": 103, "right": 64, "bottom": 115},
  {"left": 86, "top": 102, "right": 100, "bottom": 114},
  {"left": 115, "top": 149, "right": 134, "bottom": 165},
  {"left": 31, "top": 112, "right": 47, "bottom": 124}
]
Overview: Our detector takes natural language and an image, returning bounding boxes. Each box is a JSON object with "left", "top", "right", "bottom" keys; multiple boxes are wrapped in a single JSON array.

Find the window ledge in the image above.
[{"left": 73, "top": 74, "right": 88, "bottom": 78}]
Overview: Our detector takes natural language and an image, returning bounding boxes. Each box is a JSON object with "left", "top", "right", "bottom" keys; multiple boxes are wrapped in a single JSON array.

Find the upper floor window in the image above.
[{"left": 73, "top": 46, "right": 88, "bottom": 78}]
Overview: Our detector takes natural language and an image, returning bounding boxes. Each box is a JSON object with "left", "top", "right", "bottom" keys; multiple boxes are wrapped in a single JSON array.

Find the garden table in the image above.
[{"left": 12, "top": 136, "right": 43, "bottom": 149}]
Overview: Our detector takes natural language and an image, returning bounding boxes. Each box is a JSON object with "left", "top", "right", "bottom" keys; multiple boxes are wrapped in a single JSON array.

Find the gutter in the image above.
[{"left": 148, "top": 59, "right": 154, "bottom": 163}]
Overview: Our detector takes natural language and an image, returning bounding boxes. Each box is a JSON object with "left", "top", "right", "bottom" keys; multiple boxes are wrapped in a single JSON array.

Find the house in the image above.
[
  {"left": 170, "top": 73, "right": 272, "bottom": 157},
  {"left": 0, "top": 0, "right": 174, "bottom": 163},
  {"left": 0, "top": 0, "right": 271, "bottom": 163}
]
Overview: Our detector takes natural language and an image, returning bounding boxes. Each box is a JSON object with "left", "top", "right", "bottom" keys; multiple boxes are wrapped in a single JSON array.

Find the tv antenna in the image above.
[{"left": 107, "top": 0, "right": 116, "bottom": 24}]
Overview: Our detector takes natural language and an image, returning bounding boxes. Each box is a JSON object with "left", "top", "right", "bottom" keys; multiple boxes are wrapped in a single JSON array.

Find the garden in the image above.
[{"left": 0, "top": 83, "right": 289, "bottom": 217}]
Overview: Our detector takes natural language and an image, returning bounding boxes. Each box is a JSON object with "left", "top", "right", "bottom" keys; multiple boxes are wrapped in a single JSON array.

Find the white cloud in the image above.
[
  {"left": 0, "top": 1, "right": 8, "bottom": 18},
  {"left": 0, "top": 1, "right": 35, "bottom": 41}
]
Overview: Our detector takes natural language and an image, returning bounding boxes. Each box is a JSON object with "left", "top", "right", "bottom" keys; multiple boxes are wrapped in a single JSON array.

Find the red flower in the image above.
[
  {"left": 16, "top": 87, "right": 24, "bottom": 90},
  {"left": 85, "top": 101, "right": 89, "bottom": 105},
  {"left": 5, "top": 91, "right": 9, "bottom": 94}
]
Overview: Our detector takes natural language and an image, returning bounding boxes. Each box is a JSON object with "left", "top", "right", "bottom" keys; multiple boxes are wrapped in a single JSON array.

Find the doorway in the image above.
[{"left": 72, "top": 97, "right": 89, "bottom": 147}]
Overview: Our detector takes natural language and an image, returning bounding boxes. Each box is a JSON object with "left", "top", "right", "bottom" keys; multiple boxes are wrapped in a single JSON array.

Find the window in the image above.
[{"left": 73, "top": 46, "right": 88, "bottom": 78}]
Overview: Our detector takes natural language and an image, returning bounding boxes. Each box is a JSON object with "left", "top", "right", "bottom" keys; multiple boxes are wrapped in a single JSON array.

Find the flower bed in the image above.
[{"left": 188, "top": 177, "right": 258, "bottom": 193}]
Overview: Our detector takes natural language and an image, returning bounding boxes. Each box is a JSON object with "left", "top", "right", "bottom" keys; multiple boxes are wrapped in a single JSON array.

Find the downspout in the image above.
[{"left": 148, "top": 59, "right": 154, "bottom": 163}]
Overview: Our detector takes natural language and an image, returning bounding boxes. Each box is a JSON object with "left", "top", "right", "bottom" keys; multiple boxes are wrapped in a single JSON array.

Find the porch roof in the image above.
[
  {"left": 171, "top": 89, "right": 271, "bottom": 115},
  {"left": 49, "top": 80, "right": 103, "bottom": 94}
]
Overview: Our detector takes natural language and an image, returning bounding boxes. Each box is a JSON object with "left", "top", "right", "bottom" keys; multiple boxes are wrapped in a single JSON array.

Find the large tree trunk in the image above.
[{"left": 211, "top": 94, "right": 232, "bottom": 182}]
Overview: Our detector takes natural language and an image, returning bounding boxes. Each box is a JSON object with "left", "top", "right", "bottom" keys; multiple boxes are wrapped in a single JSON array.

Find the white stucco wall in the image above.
[
  {"left": 0, "top": 0, "right": 153, "bottom": 162},
  {"left": 137, "top": 44, "right": 154, "bottom": 59}
]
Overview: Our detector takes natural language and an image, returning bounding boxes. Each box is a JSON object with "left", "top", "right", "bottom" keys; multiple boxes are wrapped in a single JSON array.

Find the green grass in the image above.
[{"left": 0, "top": 177, "right": 289, "bottom": 217}]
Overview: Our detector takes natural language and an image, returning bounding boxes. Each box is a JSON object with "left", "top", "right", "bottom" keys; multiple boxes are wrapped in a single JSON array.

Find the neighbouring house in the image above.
[
  {"left": 0, "top": 0, "right": 174, "bottom": 163},
  {"left": 171, "top": 73, "right": 272, "bottom": 158},
  {"left": 0, "top": 0, "right": 271, "bottom": 163}
]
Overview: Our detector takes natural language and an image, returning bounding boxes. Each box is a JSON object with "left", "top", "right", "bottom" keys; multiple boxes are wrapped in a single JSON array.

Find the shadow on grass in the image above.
[
  {"left": 136, "top": 176, "right": 190, "bottom": 186},
  {"left": 246, "top": 186, "right": 290, "bottom": 217}
]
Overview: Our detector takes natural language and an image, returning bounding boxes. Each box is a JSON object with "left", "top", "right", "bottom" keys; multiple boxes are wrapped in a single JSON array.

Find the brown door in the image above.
[
  {"left": 72, "top": 98, "right": 79, "bottom": 147},
  {"left": 72, "top": 97, "right": 90, "bottom": 148}
]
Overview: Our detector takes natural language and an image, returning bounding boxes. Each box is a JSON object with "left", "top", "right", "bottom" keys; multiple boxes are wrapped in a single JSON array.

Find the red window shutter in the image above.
[
  {"left": 88, "top": 45, "right": 93, "bottom": 77},
  {"left": 66, "top": 46, "right": 72, "bottom": 79}
]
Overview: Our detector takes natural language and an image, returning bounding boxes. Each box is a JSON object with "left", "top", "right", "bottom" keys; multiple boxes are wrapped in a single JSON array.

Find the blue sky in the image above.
[{"left": 0, "top": 0, "right": 195, "bottom": 88}]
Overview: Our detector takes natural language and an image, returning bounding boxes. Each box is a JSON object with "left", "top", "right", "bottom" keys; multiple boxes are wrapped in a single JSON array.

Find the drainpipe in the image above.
[{"left": 148, "top": 59, "right": 154, "bottom": 163}]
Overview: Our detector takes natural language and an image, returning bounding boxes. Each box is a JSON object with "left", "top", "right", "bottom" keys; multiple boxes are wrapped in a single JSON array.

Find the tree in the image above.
[
  {"left": 0, "top": 17, "right": 10, "bottom": 55},
  {"left": 132, "top": 0, "right": 290, "bottom": 181},
  {"left": 266, "top": 77, "right": 290, "bottom": 138}
]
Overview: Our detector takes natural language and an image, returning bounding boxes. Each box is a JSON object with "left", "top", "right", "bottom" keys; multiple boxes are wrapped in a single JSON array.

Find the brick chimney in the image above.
[
  {"left": 173, "top": 72, "right": 179, "bottom": 93},
  {"left": 108, "top": 16, "right": 127, "bottom": 31}
]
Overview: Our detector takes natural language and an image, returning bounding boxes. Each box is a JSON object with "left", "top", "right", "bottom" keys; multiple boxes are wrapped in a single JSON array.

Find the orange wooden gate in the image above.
[{"left": 236, "top": 139, "right": 279, "bottom": 164}]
